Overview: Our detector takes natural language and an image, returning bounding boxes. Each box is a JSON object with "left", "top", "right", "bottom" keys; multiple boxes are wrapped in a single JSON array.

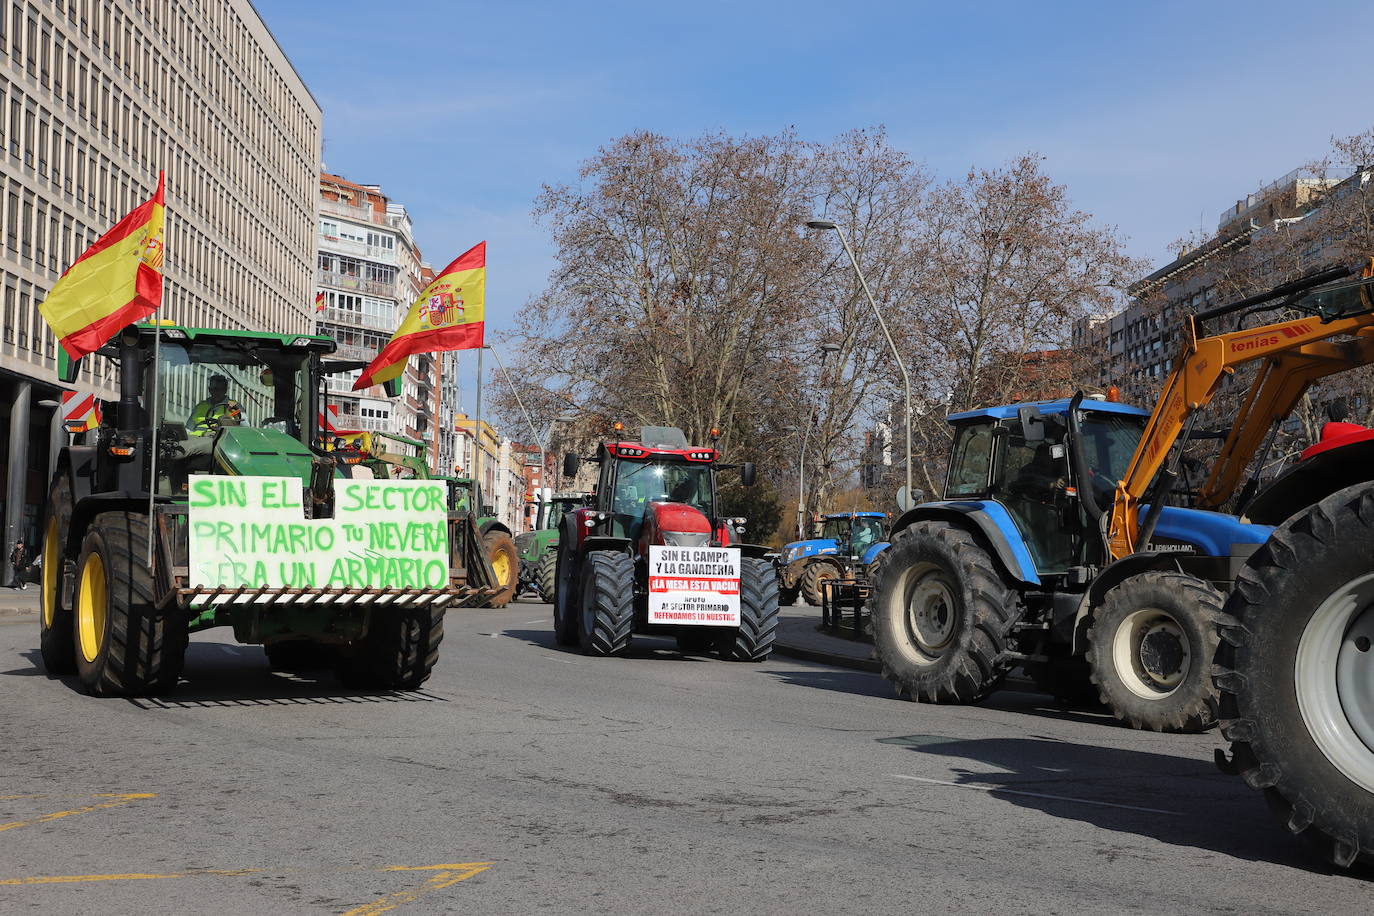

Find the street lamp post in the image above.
[
  {"left": 786, "top": 341, "right": 840, "bottom": 541},
  {"left": 807, "top": 219, "right": 915, "bottom": 511}
]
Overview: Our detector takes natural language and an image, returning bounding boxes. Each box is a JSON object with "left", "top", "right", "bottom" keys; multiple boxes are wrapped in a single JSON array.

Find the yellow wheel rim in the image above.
[
  {"left": 76, "top": 551, "right": 107, "bottom": 664},
  {"left": 491, "top": 550, "right": 512, "bottom": 586},
  {"left": 41, "top": 518, "right": 60, "bottom": 627}
]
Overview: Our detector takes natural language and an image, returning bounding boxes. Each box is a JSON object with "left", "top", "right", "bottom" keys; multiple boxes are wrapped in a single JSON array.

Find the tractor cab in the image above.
[
  {"left": 815, "top": 512, "right": 887, "bottom": 560},
  {"left": 940, "top": 398, "right": 1148, "bottom": 577},
  {"left": 591, "top": 426, "right": 722, "bottom": 546}
]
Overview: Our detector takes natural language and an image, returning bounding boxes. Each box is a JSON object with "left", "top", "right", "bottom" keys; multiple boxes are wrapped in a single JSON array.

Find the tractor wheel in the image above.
[
  {"left": 551, "top": 538, "right": 580, "bottom": 647},
  {"left": 264, "top": 640, "right": 335, "bottom": 672},
  {"left": 482, "top": 529, "right": 519, "bottom": 608},
  {"left": 535, "top": 550, "right": 558, "bottom": 604},
  {"left": 1215, "top": 483, "right": 1374, "bottom": 868},
  {"left": 578, "top": 550, "right": 634, "bottom": 657},
  {"left": 336, "top": 605, "right": 445, "bottom": 690},
  {"left": 39, "top": 475, "right": 76, "bottom": 676},
  {"left": 870, "top": 522, "right": 1021, "bottom": 704},
  {"left": 725, "top": 557, "right": 780, "bottom": 662},
  {"left": 1086, "top": 571, "right": 1221, "bottom": 733},
  {"left": 73, "top": 513, "right": 186, "bottom": 697},
  {"left": 801, "top": 562, "right": 839, "bottom": 606}
]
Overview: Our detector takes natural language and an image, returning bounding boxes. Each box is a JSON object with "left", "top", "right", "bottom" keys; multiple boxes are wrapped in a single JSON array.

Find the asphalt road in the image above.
[{"left": 0, "top": 598, "right": 1369, "bottom": 914}]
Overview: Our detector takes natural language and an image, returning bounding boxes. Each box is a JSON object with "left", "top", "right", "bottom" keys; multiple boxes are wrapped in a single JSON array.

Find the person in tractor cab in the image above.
[{"left": 187, "top": 374, "right": 245, "bottom": 436}]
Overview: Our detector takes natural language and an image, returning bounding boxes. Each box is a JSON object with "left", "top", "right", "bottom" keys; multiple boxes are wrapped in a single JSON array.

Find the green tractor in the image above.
[
  {"left": 334, "top": 430, "right": 521, "bottom": 609},
  {"left": 515, "top": 492, "right": 589, "bottom": 603},
  {"left": 39, "top": 322, "right": 497, "bottom": 696}
]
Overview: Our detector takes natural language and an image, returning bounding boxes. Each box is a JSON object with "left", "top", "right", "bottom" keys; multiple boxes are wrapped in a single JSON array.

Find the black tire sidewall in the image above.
[{"left": 73, "top": 526, "right": 116, "bottom": 690}]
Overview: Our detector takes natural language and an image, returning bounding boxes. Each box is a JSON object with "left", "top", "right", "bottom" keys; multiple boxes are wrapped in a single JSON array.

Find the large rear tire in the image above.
[
  {"left": 801, "top": 561, "right": 839, "bottom": 606},
  {"left": 337, "top": 605, "right": 445, "bottom": 690},
  {"left": 74, "top": 513, "right": 186, "bottom": 697},
  {"left": 1216, "top": 483, "right": 1374, "bottom": 868},
  {"left": 482, "top": 529, "right": 519, "bottom": 608},
  {"left": 535, "top": 549, "right": 557, "bottom": 604},
  {"left": 39, "top": 475, "right": 76, "bottom": 676},
  {"left": 870, "top": 522, "right": 1021, "bottom": 704},
  {"left": 725, "top": 557, "right": 779, "bottom": 662},
  {"left": 552, "top": 537, "right": 580, "bottom": 647},
  {"left": 578, "top": 550, "right": 634, "bottom": 657},
  {"left": 1086, "top": 571, "right": 1221, "bottom": 733}
]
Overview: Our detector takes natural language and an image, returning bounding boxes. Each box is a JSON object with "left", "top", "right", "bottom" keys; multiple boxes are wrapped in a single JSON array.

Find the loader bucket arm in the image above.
[{"left": 1107, "top": 265, "right": 1374, "bottom": 559}]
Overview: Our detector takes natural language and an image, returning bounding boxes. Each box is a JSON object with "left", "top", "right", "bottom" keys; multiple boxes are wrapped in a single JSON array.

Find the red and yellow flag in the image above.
[
  {"left": 314, "top": 290, "right": 326, "bottom": 312},
  {"left": 354, "top": 241, "right": 486, "bottom": 390},
  {"left": 39, "top": 172, "right": 166, "bottom": 359}
]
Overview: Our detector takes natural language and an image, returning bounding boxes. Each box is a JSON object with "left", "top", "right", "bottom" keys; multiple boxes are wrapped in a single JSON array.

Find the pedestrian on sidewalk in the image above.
[{"left": 9, "top": 539, "right": 29, "bottom": 589}]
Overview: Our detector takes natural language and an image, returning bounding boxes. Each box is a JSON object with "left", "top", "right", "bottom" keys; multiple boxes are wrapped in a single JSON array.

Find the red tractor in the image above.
[{"left": 553, "top": 426, "right": 779, "bottom": 660}]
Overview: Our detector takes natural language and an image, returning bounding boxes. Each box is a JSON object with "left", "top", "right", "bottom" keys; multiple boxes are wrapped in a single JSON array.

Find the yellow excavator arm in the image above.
[{"left": 1107, "top": 262, "right": 1374, "bottom": 560}]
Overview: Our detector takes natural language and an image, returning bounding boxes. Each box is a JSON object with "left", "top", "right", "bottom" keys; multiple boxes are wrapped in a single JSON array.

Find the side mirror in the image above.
[
  {"left": 1017, "top": 405, "right": 1045, "bottom": 442},
  {"left": 740, "top": 462, "right": 756, "bottom": 487},
  {"left": 381, "top": 377, "right": 401, "bottom": 399},
  {"left": 563, "top": 452, "right": 580, "bottom": 478},
  {"left": 57, "top": 350, "right": 81, "bottom": 384}
]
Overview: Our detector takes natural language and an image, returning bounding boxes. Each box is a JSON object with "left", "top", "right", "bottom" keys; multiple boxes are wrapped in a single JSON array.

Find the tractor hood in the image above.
[
  {"left": 781, "top": 538, "right": 839, "bottom": 564},
  {"left": 645, "top": 500, "right": 712, "bottom": 547},
  {"left": 213, "top": 426, "right": 315, "bottom": 482}
]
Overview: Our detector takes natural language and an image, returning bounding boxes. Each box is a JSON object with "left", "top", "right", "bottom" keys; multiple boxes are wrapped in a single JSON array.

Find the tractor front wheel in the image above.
[
  {"left": 74, "top": 513, "right": 186, "bottom": 697},
  {"left": 39, "top": 475, "right": 76, "bottom": 675},
  {"left": 725, "top": 557, "right": 780, "bottom": 662},
  {"left": 535, "top": 549, "right": 558, "bottom": 604},
  {"left": 578, "top": 550, "right": 634, "bottom": 657},
  {"left": 551, "top": 539, "right": 580, "bottom": 647},
  {"left": 1086, "top": 571, "right": 1221, "bottom": 733},
  {"left": 482, "top": 530, "right": 519, "bottom": 608},
  {"left": 1216, "top": 483, "right": 1374, "bottom": 868},
  {"left": 336, "top": 605, "right": 445, "bottom": 690},
  {"left": 870, "top": 522, "right": 1021, "bottom": 704},
  {"left": 801, "top": 562, "right": 839, "bottom": 606}
]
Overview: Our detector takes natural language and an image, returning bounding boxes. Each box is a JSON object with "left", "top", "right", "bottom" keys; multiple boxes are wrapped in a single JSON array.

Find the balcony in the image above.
[
  {"left": 321, "top": 196, "right": 388, "bottom": 227},
  {"left": 320, "top": 306, "right": 395, "bottom": 333},
  {"left": 317, "top": 270, "right": 402, "bottom": 299}
]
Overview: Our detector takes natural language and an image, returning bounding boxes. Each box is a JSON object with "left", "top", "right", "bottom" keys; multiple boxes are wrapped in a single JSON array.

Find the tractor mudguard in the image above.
[
  {"left": 1244, "top": 436, "right": 1374, "bottom": 524},
  {"left": 479, "top": 518, "right": 513, "bottom": 538},
  {"left": 860, "top": 541, "right": 889, "bottom": 566},
  {"left": 583, "top": 535, "right": 634, "bottom": 556},
  {"left": 735, "top": 542, "right": 773, "bottom": 560},
  {"left": 889, "top": 501, "right": 1041, "bottom": 586}
]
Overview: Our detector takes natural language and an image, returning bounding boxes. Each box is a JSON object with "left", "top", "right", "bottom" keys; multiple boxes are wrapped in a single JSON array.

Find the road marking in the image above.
[
  {"left": 523, "top": 618, "right": 544, "bottom": 625},
  {"left": 888, "top": 774, "right": 1184, "bottom": 816},
  {"left": 540, "top": 655, "right": 576, "bottom": 664},
  {"left": 0, "top": 793, "right": 156, "bottom": 833},
  {"left": 343, "top": 863, "right": 492, "bottom": 915},
  {"left": 0, "top": 861, "right": 494, "bottom": 915}
]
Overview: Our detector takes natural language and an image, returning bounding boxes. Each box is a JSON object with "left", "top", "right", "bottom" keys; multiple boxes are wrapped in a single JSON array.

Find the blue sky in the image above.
[{"left": 261, "top": 0, "right": 1374, "bottom": 411}]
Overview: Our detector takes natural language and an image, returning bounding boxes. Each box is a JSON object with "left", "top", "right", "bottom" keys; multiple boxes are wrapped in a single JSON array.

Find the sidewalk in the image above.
[
  {"left": 0, "top": 588, "right": 40, "bottom": 617},
  {"left": 773, "top": 602, "right": 879, "bottom": 673}
]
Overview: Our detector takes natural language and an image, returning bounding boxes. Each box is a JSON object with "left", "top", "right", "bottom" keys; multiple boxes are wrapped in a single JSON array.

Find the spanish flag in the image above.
[
  {"left": 353, "top": 241, "right": 485, "bottom": 390},
  {"left": 314, "top": 291, "right": 326, "bottom": 312},
  {"left": 39, "top": 172, "right": 166, "bottom": 360}
]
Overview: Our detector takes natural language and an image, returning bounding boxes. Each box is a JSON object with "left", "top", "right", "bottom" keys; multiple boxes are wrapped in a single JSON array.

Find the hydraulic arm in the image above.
[{"left": 1107, "top": 262, "right": 1374, "bottom": 559}]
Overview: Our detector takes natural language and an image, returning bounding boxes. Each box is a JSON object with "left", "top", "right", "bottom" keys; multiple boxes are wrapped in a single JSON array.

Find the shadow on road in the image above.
[
  {"left": 500, "top": 628, "right": 712, "bottom": 661},
  {"left": 882, "top": 733, "right": 1346, "bottom": 874},
  {"left": 5, "top": 643, "right": 448, "bottom": 706},
  {"left": 765, "top": 666, "right": 894, "bottom": 700}
]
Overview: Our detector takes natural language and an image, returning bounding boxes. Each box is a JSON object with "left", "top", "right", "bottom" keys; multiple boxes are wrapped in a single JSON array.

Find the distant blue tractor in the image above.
[
  {"left": 869, "top": 395, "right": 1275, "bottom": 733},
  {"left": 777, "top": 512, "right": 889, "bottom": 606}
]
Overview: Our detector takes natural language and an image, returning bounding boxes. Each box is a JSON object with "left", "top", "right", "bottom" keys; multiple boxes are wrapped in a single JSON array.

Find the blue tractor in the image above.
[
  {"left": 777, "top": 512, "right": 889, "bottom": 606},
  {"left": 870, "top": 394, "right": 1275, "bottom": 733}
]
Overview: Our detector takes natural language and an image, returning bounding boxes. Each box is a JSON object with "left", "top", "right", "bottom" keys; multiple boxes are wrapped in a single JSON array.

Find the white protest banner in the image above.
[
  {"left": 188, "top": 475, "right": 449, "bottom": 591},
  {"left": 647, "top": 545, "right": 740, "bottom": 626}
]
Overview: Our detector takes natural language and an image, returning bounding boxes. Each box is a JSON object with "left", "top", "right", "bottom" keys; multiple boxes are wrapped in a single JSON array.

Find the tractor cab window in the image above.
[
  {"left": 852, "top": 517, "right": 884, "bottom": 553},
  {"left": 945, "top": 422, "right": 995, "bottom": 498},
  {"left": 999, "top": 426, "right": 1074, "bottom": 573},
  {"left": 544, "top": 499, "right": 577, "bottom": 531},
  {"left": 1076, "top": 412, "right": 1146, "bottom": 507},
  {"left": 611, "top": 459, "right": 714, "bottom": 538},
  {"left": 820, "top": 518, "right": 849, "bottom": 544},
  {"left": 155, "top": 340, "right": 311, "bottom": 443}
]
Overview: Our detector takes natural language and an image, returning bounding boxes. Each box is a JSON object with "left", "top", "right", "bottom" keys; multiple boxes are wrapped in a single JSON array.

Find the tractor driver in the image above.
[{"left": 188, "top": 374, "right": 245, "bottom": 437}]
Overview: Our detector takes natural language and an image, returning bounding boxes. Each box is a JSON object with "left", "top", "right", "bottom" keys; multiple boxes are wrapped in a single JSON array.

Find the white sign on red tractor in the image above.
[{"left": 647, "top": 545, "right": 741, "bottom": 626}]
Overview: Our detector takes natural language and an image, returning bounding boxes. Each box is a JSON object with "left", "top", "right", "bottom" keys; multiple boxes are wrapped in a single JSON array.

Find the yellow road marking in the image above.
[
  {"left": 342, "top": 863, "right": 492, "bottom": 916},
  {"left": 0, "top": 861, "right": 494, "bottom": 914},
  {"left": 0, "top": 793, "right": 155, "bottom": 833}
]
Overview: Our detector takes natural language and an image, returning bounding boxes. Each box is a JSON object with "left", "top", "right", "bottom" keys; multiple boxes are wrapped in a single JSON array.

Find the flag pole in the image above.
[
  {"left": 473, "top": 345, "right": 484, "bottom": 515},
  {"left": 146, "top": 170, "right": 165, "bottom": 568}
]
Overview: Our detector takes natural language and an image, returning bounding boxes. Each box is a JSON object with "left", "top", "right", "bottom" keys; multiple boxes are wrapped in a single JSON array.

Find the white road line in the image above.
[
  {"left": 523, "top": 619, "right": 544, "bottom": 625},
  {"left": 888, "top": 774, "right": 1184, "bottom": 816},
  {"left": 541, "top": 655, "right": 576, "bottom": 665}
]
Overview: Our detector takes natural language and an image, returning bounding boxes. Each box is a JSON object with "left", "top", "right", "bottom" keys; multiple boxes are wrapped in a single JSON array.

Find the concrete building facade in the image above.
[{"left": 1, "top": 0, "right": 320, "bottom": 578}]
